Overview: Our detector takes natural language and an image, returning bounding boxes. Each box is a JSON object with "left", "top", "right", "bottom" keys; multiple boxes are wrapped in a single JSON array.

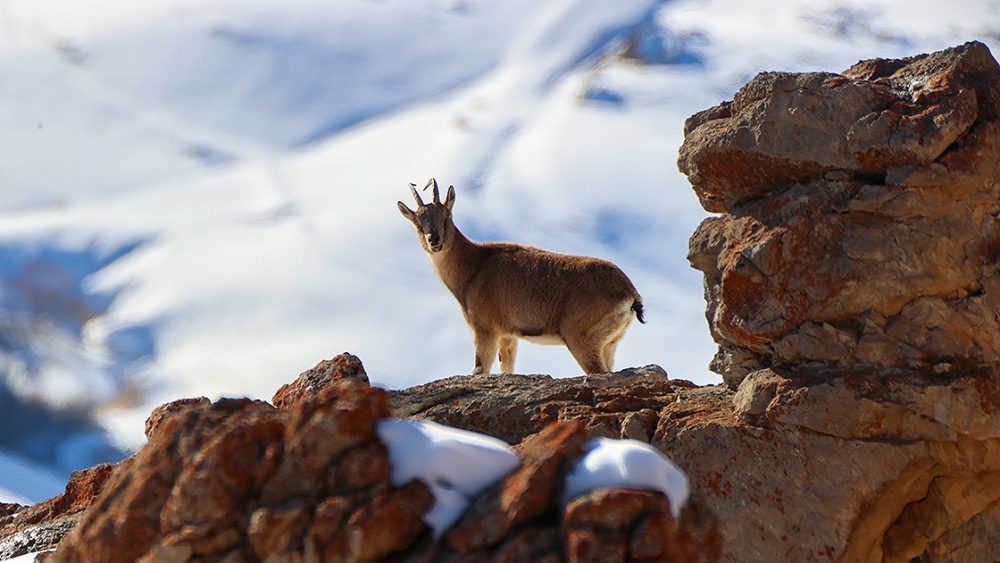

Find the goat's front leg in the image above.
[
  {"left": 498, "top": 335, "right": 518, "bottom": 374},
  {"left": 471, "top": 328, "right": 499, "bottom": 375}
]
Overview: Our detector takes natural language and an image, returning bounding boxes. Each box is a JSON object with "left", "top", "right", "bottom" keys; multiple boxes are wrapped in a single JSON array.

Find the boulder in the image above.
[
  {"left": 10, "top": 349, "right": 999, "bottom": 562},
  {"left": 272, "top": 353, "right": 369, "bottom": 410},
  {"left": 680, "top": 41, "right": 1000, "bottom": 385},
  {"left": 43, "top": 380, "right": 434, "bottom": 563}
]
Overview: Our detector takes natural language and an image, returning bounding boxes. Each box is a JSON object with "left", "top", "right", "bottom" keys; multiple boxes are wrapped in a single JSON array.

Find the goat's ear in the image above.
[
  {"left": 444, "top": 185, "right": 456, "bottom": 211},
  {"left": 398, "top": 201, "right": 417, "bottom": 223}
]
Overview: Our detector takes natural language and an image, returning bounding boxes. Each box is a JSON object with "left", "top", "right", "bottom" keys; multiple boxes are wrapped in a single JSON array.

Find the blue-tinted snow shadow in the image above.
[
  {"left": 582, "top": 15, "right": 709, "bottom": 107},
  {"left": 623, "top": 21, "right": 709, "bottom": 67},
  {"left": 203, "top": 24, "right": 501, "bottom": 148},
  {"left": 0, "top": 240, "right": 157, "bottom": 477},
  {"left": 0, "top": 386, "right": 126, "bottom": 478}
]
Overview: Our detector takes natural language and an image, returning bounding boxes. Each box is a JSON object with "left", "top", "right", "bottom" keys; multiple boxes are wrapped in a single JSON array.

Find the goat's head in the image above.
[{"left": 398, "top": 178, "right": 457, "bottom": 254}]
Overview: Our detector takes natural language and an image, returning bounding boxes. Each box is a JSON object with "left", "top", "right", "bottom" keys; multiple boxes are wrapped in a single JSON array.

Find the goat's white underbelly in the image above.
[{"left": 519, "top": 334, "right": 565, "bottom": 346}]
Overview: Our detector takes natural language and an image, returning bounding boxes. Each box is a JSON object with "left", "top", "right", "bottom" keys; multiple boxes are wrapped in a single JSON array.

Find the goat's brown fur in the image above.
[{"left": 398, "top": 179, "right": 644, "bottom": 375}]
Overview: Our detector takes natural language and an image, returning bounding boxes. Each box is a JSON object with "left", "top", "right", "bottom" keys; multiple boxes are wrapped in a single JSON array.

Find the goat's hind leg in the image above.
[
  {"left": 565, "top": 302, "right": 632, "bottom": 375},
  {"left": 563, "top": 331, "right": 608, "bottom": 375},
  {"left": 601, "top": 334, "right": 624, "bottom": 373},
  {"left": 600, "top": 317, "right": 632, "bottom": 372}
]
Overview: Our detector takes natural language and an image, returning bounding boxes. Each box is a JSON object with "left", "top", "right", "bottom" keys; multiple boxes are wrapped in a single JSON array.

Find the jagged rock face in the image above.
[
  {"left": 46, "top": 382, "right": 434, "bottom": 563},
  {"left": 679, "top": 41, "right": 1000, "bottom": 385},
  {"left": 271, "top": 353, "right": 370, "bottom": 410},
  {"left": 0, "top": 463, "right": 118, "bottom": 560},
  {"left": 659, "top": 370, "right": 1000, "bottom": 563},
  {"left": 29, "top": 356, "right": 720, "bottom": 563}
]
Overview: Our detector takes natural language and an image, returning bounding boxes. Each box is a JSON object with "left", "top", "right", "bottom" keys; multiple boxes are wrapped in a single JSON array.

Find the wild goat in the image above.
[{"left": 398, "top": 179, "right": 645, "bottom": 375}]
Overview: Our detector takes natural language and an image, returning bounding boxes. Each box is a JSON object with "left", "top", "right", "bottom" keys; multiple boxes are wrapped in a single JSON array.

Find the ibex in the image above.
[{"left": 398, "top": 179, "right": 645, "bottom": 375}]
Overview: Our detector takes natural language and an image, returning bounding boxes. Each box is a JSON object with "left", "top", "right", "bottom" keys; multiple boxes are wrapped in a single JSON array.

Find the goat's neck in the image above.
[{"left": 428, "top": 227, "right": 481, "bottom": 303}]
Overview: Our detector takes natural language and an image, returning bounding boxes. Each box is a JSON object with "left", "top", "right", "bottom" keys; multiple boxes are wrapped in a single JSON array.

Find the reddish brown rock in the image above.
[
  {"left": 564, "top": 528, "right": 628, "bottom": 563},
  {"left": 390, "top": 366, "right": 676, "bottom": 445},
  {"left": 246, "top": 503, "right": 310, "bottom": 560},
  {"left": 305, "top": 495, "right": 365, "bottom": 556},
  {"left": 679, "top": 41, "right": 997, "bottom": 213},
  {"left": 272, "top": 353, "right": 370, "bottom": 410},
  {"left": 259, "top": 380, "right": 390, "bottom": 506},
  {"left": 680, "top": 41, "right": 1000, "bottom": 386},
  {"left": 447, "top": 420, "right": 590, "bottom": 554},
  {"left": 328, "top": 441, "right": 391, "bottom": 494},
  {"left": 42, "top": 381, "right": 427, "bottom": 563},
  {"left": 161, "top": 410, "right": 286, "bottom": 532},
  {"left": 672, "top": 41, "right": 1000, "bottom": 561},
  {"left": 488, "top": 528, "right": 561, "bottom": 563},
  {"left": 145, "top": 397, "right": 212, "bottom": 440},
  {"left": 6, "top": 358, "right": 727, "bottom": 563},
  {"left": 322, "top": 480, "right": 433, "bottom": 563},
  {"left": 629, "top": 511, "right": 679, "bottom": 562},
  {"left": 561, "top": 488, "right": 721, "bottom": 563},
  {"left": 563, "top": 489, "right": 672, "bottom": 531},
  {"left": 47, "top": 397, "right": 270, "bottom": 563},
  {"left": 393, "top": 360, "right": 999, "bottom": 563},
  {"left": 21, "top": 352, "right": 999, "bottom": 563},
  {"left": 562, "top": 489, "right": 662, "bottom": 563},
  {"left": 0, "top": 462, "right": 121, "bottom": 560},
  {"left": 8, "top": 462, "right": 118, "bottom": 529}
]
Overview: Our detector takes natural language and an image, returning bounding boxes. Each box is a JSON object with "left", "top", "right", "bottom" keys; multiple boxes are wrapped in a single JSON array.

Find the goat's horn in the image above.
[
  {"left": 426, "top": 178, "right": 440, "bottom": 204},
  {"left": 409, "top": 183, "right": 424, "bottom": 206}
]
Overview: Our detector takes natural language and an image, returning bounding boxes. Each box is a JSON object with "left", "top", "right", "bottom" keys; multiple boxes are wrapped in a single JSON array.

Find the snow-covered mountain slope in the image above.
[{"left": 0, "top": 0, "right": 998, "bottom": 501}]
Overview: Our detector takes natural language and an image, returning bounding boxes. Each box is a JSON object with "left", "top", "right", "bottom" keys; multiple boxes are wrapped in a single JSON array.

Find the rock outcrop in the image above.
[
  {"left": 675, "top": 40, "right": 1000, "bottom": 562},
  {"left": 681, "top": 40, "right": 1000, "bottom": 385},
  {"left": 0, "top": 463, "right": 118, "bottom": 560},
  {"left": 18, "top": 355, "right": 719, "bottom": 563}
]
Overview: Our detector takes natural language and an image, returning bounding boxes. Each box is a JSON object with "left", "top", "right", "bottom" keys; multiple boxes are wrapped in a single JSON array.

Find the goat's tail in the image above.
[{"left": 632, "top": 298, "right": 646, "bottom": 324}]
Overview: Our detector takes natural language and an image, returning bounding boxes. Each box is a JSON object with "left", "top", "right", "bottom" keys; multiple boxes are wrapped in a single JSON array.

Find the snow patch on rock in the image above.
[
  {"left": 375, "top": 418, "right": 520, "bottom": 537},
  {"left": 378, "top": 419, "right": 692, "bottom": 537},
  {"left": 563, "top": 437, "right": 689, "bottom": 517}
]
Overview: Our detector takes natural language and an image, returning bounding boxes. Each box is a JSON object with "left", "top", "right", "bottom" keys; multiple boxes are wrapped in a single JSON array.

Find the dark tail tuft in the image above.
[{"left": 633, "top": 300, "right": 646, "bottom": 324}]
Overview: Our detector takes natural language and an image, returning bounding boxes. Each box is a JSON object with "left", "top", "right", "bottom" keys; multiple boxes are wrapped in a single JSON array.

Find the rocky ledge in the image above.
[{"left": 0, "top": 355, "right": 722, "bottom": 563}]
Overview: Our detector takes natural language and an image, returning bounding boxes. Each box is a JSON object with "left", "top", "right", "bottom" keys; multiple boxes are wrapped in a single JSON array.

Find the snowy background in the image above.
[{"left": 1, "top": 0, "right": 999, "bottom": 506}]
